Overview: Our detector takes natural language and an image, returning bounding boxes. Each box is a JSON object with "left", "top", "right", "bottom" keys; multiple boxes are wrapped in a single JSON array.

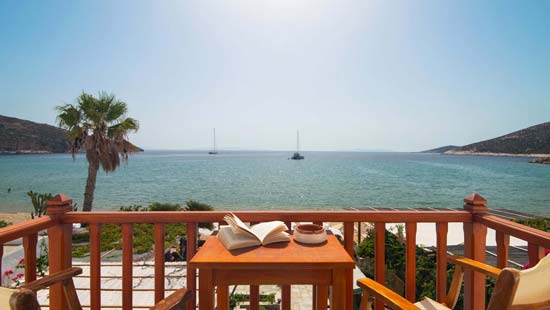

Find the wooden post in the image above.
[
  {"left": 463, "top": 193, "right": 488, "bottom": 310},
  {"left": 47, "top": 194, "right": 74, "bottom": 310}
]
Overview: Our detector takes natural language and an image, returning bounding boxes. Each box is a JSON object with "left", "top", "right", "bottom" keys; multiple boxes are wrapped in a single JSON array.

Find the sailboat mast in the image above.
[
  {"left": 213, "top": 128, "right": 217, "bottom": 152},
  {"left": 297, "top": 130, "right": 300, "bottom": 152}
]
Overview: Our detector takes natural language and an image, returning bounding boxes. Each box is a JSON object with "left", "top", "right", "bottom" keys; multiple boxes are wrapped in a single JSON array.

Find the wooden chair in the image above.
[
  {"left": 357, "top": 254, "right": 550, "bottom": 310},
  {"left": 0, "top": 267, "right": 191, "bottom": 310},
  {"left": 0, "top": 267, "right": 82, "bottom": 310}
]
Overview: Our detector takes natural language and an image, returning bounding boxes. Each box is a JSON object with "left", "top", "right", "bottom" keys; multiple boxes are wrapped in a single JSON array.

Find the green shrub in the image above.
[
  {"left": 0, "top": 220, "right": 11, "bottom": 228},
  {"left": 515, "top": 218, "right": 550, "bottom": 232},
  {"left": 149, "top": 202, "right": 182, "bottom": 211}
]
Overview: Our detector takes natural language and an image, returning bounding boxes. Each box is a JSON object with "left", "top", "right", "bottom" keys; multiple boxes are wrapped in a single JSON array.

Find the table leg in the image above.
[
  {"left": 281, "top": 285, "right": 291, "bottom": 310},
  {"left": 315, "top": 285, "right": 329, "bottom": 310},
  {"left": 332, "top": 268, "right": 347, "bottom": 310},
  {"left": 217, "top": 284, "right": 229, "bottom": 310},
  {"left": 346, "top": 268, "right": 353, "bottom": 309},
  {"left": 198, "top": 269, "right": 214, "bottom": 310}
]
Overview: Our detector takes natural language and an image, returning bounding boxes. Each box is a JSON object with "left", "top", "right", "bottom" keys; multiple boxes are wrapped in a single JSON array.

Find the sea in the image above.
[{"left": 0, "top": 151, "right": 549, "bottom": 216}]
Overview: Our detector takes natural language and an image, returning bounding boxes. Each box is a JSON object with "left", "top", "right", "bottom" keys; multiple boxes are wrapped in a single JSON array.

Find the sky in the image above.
[{"left": 0, "top": 0, "right": 549, "bottom": 152}]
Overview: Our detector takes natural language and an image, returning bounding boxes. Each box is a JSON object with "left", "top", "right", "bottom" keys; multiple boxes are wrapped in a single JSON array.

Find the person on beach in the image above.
[{"left": 7, "top": 188, "right": 11, "bottom": 193}]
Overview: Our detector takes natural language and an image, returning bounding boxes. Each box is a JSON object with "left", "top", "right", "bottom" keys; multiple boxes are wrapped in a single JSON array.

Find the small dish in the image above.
[{"left": 294, "top": 224, "right": 327, "bottom": 244}]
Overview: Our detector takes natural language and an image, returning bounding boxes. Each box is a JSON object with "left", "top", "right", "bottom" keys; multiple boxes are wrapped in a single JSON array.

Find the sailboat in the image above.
[
  {"left": 208, "top": 128, "right": 218, "bottom": 155},
  {"left": 290, "top": 130, "right": 304, "bottom": 160}
]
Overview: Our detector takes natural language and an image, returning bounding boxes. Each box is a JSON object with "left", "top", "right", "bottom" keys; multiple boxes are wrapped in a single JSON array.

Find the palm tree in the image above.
[{"left": 56, "top": 92, "right": 139, "bottom": 212}]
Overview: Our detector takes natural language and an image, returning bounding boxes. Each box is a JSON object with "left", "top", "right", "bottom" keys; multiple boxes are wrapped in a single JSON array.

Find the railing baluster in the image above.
[
  {"left": 344, "top": 222, "right": 354, "bottom": 257},
  {"left": 405, "top": 222, "right": 417, "bottom": 302},
  {"left": 0, "top": 243, "right": 3, "bottom": 283},
  {"left": 436, "top": 222, "right": 448, "bottom": 303},
  {"left": 23, "top": 232, "right": 37, "bottom": 283},
  {"left": 374, "top": 222, "right": 385, "bottom": 310},
  {"left": 357, "top": 222, "right": 362, "bottom": 244},
  {"left": 528, "top": 242, "right": 544, "bottom": 267},
  {"left": 90, "top": 223, "right": 102, "bottom": 310},
  {"left": 122, "top": 223, "right": 133, "bottom": 310},
  {"left": 186, "top": 222, "right": 197, "bottom": 310},
  {"left": 154, "top": 223, "right": 165, "bottom": 304},
  {"left": 496, "top": 231, "right": 510, "bottom": 268}
]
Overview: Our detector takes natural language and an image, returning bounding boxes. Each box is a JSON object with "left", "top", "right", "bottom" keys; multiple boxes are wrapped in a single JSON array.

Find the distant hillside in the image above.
[
  {"left": 0, "top": 115, "right": 70, "bottom": 153},
  {"left": 446, "top": 122, "right": 550, "bottom": 156},
  {"left": 0, "top": 115, "right": 142, "bottom": 154},
  {"left": 421, "top": 145, "right": 460, "bottom": 154}
]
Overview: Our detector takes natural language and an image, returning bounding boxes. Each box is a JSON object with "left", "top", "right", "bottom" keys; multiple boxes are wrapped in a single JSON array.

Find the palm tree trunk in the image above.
[{"left": 83, "top": 154, "right": 100, "bottom": 212}]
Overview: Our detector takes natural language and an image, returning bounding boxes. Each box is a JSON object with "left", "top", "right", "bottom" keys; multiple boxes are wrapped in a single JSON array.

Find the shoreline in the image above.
[{"left": 444, "top": 150, "right": 550, "bottom": 158}]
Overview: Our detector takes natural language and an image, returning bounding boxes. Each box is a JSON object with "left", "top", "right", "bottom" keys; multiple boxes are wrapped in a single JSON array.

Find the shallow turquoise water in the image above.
[{"left": 0, "top": 151, "right": 548, "bottom": 216}]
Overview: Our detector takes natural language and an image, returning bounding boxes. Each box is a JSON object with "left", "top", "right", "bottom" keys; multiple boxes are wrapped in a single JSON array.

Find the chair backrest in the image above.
[{"left": 488, "top": 254, "right": 550, "bottom": 310}]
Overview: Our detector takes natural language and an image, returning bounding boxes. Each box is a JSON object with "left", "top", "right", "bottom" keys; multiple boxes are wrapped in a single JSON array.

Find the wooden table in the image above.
[{"left": 189, "top": 234, "right": 355, "bottom": 310}]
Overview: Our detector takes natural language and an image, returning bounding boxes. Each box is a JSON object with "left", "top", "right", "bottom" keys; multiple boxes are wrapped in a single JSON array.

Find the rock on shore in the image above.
[{"left": 529, "top": 157, "right": 550, "bottom": 164}]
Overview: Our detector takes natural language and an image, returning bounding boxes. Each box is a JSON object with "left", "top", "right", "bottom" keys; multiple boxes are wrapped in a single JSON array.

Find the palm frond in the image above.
[{"left": 105, "top": 101, "right": 128, "bottom": 122}]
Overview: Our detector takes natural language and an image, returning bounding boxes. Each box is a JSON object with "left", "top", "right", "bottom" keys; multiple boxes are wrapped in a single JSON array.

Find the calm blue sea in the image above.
[{"left": 0, "top": 151, "right": 548, "bottom": 216}]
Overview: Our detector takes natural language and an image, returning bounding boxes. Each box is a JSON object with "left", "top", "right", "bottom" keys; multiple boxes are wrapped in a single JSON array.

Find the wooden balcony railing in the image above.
[{"left": 0, "top": 193, "right": 548, "bottom": 310}]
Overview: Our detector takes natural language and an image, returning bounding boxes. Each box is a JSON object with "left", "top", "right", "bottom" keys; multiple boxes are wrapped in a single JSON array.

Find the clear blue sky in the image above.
[{"left": 1, "top": 0, "right": 548, "bottom": 151}]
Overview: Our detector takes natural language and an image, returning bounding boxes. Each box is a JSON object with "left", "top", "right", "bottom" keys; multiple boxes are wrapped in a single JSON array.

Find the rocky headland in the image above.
[{"left": 0, "top": 114, "right": 143, "bottom": 154}]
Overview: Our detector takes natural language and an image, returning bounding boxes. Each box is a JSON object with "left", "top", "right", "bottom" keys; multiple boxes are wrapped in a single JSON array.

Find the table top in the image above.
[{"left": 189, "top": 234, "right": 355, "bottom": 270}]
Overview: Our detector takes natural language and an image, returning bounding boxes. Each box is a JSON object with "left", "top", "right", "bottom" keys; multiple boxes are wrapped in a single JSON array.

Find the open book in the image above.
[{"left": 217, "top": 213, "right": 290, "bottom": 250}]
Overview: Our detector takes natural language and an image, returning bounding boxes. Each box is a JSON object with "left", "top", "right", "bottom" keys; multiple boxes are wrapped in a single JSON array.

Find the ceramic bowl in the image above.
[{"left": 294, "top": 224, "right": 327, "bottom": 244}]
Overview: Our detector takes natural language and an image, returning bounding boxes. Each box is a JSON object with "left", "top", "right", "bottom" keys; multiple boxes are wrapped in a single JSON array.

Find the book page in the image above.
[
  {"left": 217, "top": 226, "right": 261, "bottom": 250},
  {"left": 262, "top": 231, "right": 290, "bottom": 245},
  {"left": 250, "top": 221, "right": 288, "bottom": 243},
  {"left": 224, "top": 213, "right": 259, "bottom": 242}
]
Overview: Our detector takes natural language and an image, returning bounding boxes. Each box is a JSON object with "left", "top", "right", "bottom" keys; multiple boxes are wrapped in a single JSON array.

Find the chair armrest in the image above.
[
  {"left": 22, "top": 267, "right": 82, "bottom": 292},
  {"left": 447, "top": 256, "right": 501, "bottom": 278},
  {"left": 357, "top": 277, "right": 420, "bottom": 310},
  {"left": 150, "top": 288, "right": 191, "bottom": 310}
]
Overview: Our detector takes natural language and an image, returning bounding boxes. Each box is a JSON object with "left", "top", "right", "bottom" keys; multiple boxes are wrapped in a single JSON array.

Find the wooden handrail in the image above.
[
  {"left": 0, "top": 216, "right": 57, "bottom": 243},
  {"left": 59, "top": 210, "right": 472, "bottom": 224},
  {"left": 475, "top": 214, "right": 550, "bottom": 248},
  {"left": 3, "top": 200, "right": 549, "bottom": 310}
]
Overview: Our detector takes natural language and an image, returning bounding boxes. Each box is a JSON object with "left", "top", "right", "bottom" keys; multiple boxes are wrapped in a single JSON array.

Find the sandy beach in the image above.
[{"left": 0, "top": 212, "right": 31, "bottom": 225}]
